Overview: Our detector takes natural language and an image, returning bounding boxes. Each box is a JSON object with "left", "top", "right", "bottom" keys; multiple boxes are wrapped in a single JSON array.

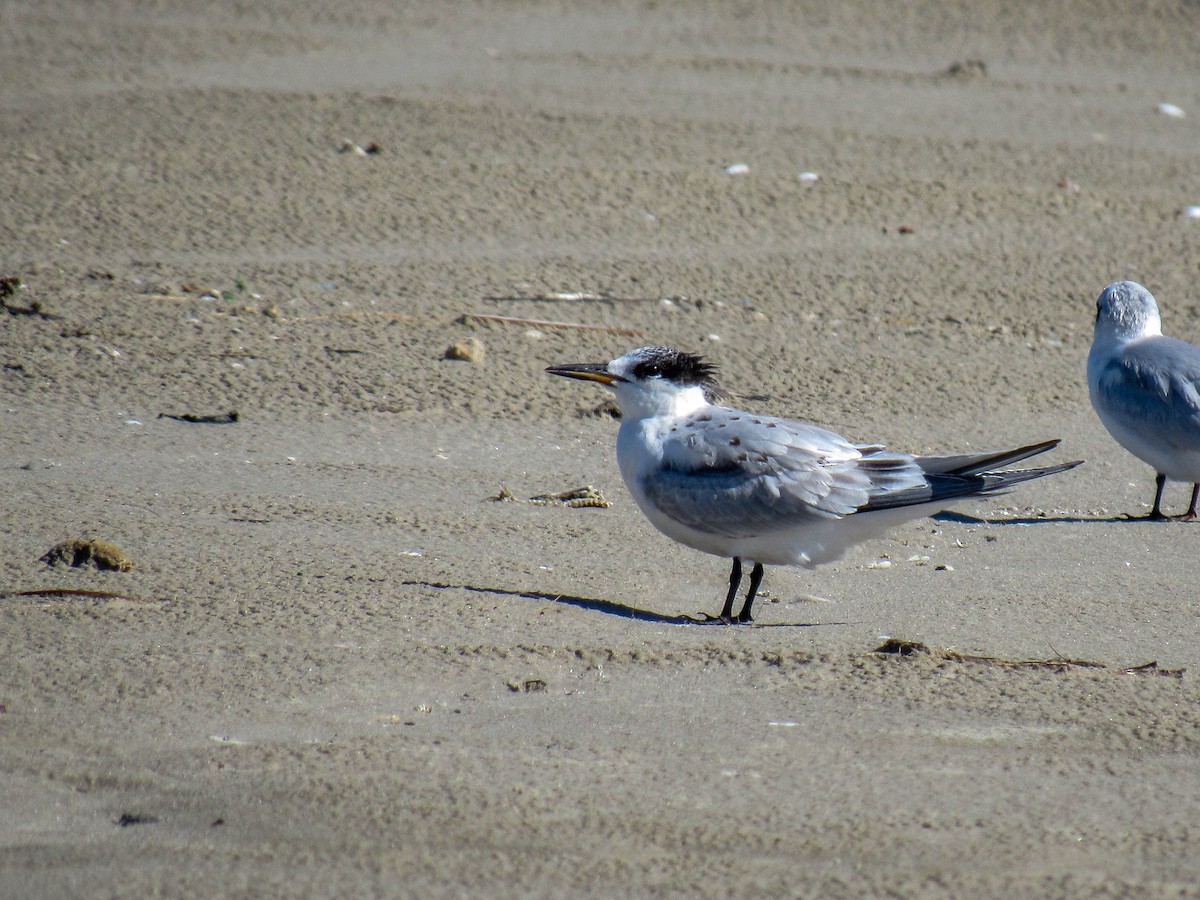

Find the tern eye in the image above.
[{"left": 633, "top": 361, "right": 663, "bottom": 378}]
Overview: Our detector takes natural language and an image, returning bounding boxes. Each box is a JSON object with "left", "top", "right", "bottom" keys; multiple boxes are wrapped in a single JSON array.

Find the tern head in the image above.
[
  {"left": 546, "top": 345, "right": 729, "bottom": 419},
  {"left": 1093, "top": 281, "right": 1162, "bottom": 343}
]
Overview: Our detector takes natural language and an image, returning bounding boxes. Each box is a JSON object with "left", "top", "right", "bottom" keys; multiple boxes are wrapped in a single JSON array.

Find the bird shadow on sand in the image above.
[
  {"left": 934, "top": 511, "right": 1135, "bottom": 526},
  {"left": 401, "top": 580, "right": 843, "bottom": 627}
]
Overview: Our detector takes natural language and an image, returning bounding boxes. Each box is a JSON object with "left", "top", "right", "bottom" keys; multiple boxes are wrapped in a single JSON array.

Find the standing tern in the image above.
[
  {"left": 548, "top": 346, "right": 1081, "bottom": 623},
  {"left": 1088, "top": 280, "right": 1200, "bottom": 519}
]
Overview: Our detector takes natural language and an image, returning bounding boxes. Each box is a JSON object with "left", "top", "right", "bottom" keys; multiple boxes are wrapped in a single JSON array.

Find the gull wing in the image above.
[
  {"left": 1095, "top": 337, "right": 1200, "bottom": 447},
  {"left": 640, "top": 407, "right": 929, "bottom": 537}
]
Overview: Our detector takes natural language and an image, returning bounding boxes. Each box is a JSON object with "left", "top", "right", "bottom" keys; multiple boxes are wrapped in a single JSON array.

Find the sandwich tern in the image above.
[
  {"left": 1088, "top": 280, "right": 1200, "bottom": 519},
  {"left": 548, "top": 346, "right": 1081, "bottom": 623}
]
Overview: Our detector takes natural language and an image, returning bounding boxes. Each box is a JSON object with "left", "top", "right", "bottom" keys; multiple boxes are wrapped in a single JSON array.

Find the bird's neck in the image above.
[
  {"left": 617, "top": 384, "right": 711, "bottom": 422},
  {"left": 1094, "top": 317, "right": 1162, "bottom": 350}
]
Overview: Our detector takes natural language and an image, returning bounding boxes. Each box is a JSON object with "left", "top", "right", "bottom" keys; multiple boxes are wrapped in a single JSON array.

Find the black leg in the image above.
[
  {"left": 1183, "top": 483, "right": 1199, "bottom": 521},
  {"left": 1147, "top": 472, "right": 1169, "bottom": 520},
  {"left": 718, "top": 557, "right": 742, "bottom": 621},
  {"left": 735, "top": 562, "right": 764, "bottom": 623}
]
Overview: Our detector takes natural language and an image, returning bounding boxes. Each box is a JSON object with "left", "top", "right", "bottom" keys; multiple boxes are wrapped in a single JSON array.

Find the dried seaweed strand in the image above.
[
  {"left": 528, "top": 486, "right": 612, "bottom": 508},
  {"left": 942, "top": 649, "right": 1105, "bottom": 671},
  {"left": 489, "top": 485, "right": 612, "bottom": 508},
  {"left": 871, "top": 638, "right": 1182, "bottom": 677}
]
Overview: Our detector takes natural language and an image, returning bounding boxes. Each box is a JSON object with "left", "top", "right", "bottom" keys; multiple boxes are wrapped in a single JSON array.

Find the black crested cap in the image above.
[{"left": 626, "top": 346, "right": 728, "bottom": 400}]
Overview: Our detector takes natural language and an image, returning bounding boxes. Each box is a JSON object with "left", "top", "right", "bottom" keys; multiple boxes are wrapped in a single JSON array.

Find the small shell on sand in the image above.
[
  {"left": 444, "top": 337, "right": 486, "bottom": 363},
  {"left": 40, "top": 539, "right": 134, "bottom": 572}
]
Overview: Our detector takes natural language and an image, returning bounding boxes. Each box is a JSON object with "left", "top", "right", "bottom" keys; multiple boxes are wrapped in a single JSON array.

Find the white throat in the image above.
[{"left": 613, "top": 381, "right": 711, "bottom": 421}]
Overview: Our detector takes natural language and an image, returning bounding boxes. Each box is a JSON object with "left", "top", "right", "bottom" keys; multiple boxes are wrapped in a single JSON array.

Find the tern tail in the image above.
[
  {"left": 975, "top": 459, "right": 1084, "bottom": 493},
  {"left": 916, "top": 439, "right": 1065, "bottom": 476},
  {"left": 862, "top": 441, "right": 1083, "bottom": 513}
]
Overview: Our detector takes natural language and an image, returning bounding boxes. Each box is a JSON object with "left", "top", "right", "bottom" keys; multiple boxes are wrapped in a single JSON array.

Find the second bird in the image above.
[
  {"left": 1088, "top": 280, "right": 1200, "bottom": 520},
  {"left": 548, "top": 346, "right": 1081, "bottom": 623}
]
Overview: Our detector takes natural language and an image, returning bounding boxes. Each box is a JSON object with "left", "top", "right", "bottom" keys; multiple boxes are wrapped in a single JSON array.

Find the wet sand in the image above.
[{"left": 3, "top": 2, "right": 1200, "bottom": 895}]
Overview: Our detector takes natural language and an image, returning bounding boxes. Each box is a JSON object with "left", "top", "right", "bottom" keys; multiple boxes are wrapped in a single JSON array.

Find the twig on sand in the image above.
[
  {"left": 2, "top": 588, "right": 160, "bottom": 603},
  {"left": 458, "top": 313, "right": 641, "bottom": 336},
  {"left": 483, "top": 291, "right": 661, "bottom": 304},
  {"left": 296, "top": 311, "right": 416, "bottom": 323}
]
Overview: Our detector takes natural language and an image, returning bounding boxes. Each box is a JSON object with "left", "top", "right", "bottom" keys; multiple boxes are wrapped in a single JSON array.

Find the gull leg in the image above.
[
  {"left": 1145, "top": 472, "right": 1169, "bottom": 520},
  {"left": 734, "top": 562, "right": 765, "bottom": 624},
  {"left": 1182, "top": 484, "right": 1199, "bottom": 521},
  {"left": 718, "top": 557, "right": 742, "bottom": 621}
]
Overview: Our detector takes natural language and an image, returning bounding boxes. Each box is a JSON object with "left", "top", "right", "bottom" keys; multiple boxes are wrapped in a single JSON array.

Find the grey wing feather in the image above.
[
  {"left": 1097, "top": 338, "right": 1200, "bottom": 446},
  {"left": 642, "top": 408, "right": 929, "bottom": 537}
]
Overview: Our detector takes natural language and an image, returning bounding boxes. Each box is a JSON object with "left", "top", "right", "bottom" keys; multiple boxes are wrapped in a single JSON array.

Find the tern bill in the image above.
[
  {"left": 1088, "top": 280, "right": 1200, "bottom": 519},
  {"left": 548, "top": 346, "right": 1082, "bottom": 623}
]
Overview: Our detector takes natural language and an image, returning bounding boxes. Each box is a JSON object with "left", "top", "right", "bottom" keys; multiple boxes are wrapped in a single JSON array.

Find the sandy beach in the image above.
[{"left": 3, "top": 1, "right": 1200, "bottom": 895}]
